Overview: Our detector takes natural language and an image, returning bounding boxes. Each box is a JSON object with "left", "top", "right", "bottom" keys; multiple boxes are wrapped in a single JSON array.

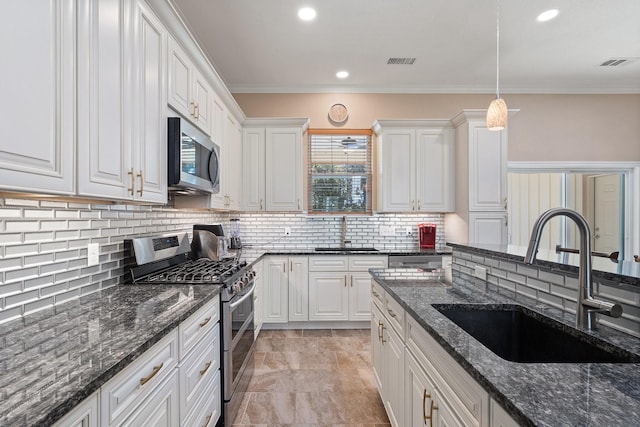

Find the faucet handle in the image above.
[{"left": 583, "top": 298, "right": 622, "bottom": 318}]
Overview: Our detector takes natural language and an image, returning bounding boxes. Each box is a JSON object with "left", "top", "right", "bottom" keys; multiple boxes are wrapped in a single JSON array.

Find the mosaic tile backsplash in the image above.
[
  {"left": 0, "top": 196, "right": 443, "bottom": 323},
  {"left": 451, "top": 248, "right": 640, "bottom": 337}
]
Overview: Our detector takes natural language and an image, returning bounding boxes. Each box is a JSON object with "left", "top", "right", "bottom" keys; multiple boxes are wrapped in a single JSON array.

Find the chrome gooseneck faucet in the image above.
[{"left": 524, "top": 208, "right": 622, "bottom": 330}]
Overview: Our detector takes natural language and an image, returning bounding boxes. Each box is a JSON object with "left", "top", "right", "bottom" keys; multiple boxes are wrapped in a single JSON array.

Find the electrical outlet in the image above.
[
  {"left": 379, "top": 226, "right": 394, "bottom": 236},
  {"left": 284, "top": 227, "right": 291, "bottom": 236},
  {"left": 87, "top": 243, "right": 99, "bottom": 267},
  {"left": 474, "top": 265, "right": 487, "bottom": 281},
  {"left": 405, "top": 226, "right": 413, "bottom": 236}
]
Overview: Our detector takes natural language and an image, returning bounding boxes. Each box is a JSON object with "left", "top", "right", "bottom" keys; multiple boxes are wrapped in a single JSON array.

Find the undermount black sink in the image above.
[
  {"left": 433, "top": 304, "right": 640, "bottom": 363},
  {"left": 314, "top": 247, "right": 379, "bottom": 252}
]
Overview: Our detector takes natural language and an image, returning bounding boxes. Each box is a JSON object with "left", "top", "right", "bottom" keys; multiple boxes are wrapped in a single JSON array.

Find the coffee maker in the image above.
[
  {"left": 418, "top": 223, "right": 437, "bottom": 249},
  {"left": 191, "top": 224, "right": 228, "bottom": 260},
  {"left": 228, "top": 218, "right": 242, "bottom": 249}
]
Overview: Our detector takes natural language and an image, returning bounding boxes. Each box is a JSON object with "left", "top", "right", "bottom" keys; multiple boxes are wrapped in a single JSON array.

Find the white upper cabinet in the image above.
[
  {"left": 0, "top": 1, "right": 75, "bottom": 195},
  {"left": 168, "top": 36, "right": 212, "bottom": 135},
  {"left": 242, "top": 119, "right": 308, "bottom": 212},
  {"left": 77, "top": 0, "right": 167, "bottom": 203},
  {"left": 467, "top": 119, "right": 508, "bottom": 211},
  {"left": 224, "top": 113, "right": 242, "bottom": 210},
  {"left": 375, "top": 120, "right": 455, "bottom": 212}
]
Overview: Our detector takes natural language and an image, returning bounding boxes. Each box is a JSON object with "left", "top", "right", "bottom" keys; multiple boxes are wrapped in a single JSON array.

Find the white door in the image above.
[
  {"left": 288, "top": 257, "right": 309, "bottom": 321},
  {"left": 308, "top": 272, "right": 349, "bottom": 321},
  {"left": 266, "top": 128, "right": 302, "bottom": 211},
  {"left": 383, "top": 323, "right": 404, "bottom": 427},
  {"left": 77, "top": 0, "right": 134, "bottom": 200},
  {"left": 0, "top": 1, "right": 75, "bottom": 195},
  {"left": 192, "top": 70, "right": 212, "bottom": 135},
  {"left": 242, "top": 128, "right": 266, "bottom": 211},
  {"left": 263, "top": 257, "right": 289, "bottom": 322},
  {"left": 348, "top": 273, "right": 372, "bottom": 321},
  {"left": 469, "top": 212, "right": 508, "bottom": 246},
  {"left": 225, "top": 115, "right": 243, "bottom": 210},
  {"left": 468, "top": 121, "right": 507, "bottom": 211},
  {"left": 371, "top": 305, "right": 385, "bottom": 391},
  {"left": 593, "top": 174, "right": 622, "bottom": 253},
  {"left": 134, "top": 1, "right": 167, "bottom": 203},
  {"left": 120, "top": 374, "right": 179, "bottom": 427},
  {"left": 167, "top": 36, "right": 192, "bottom": 119},
  {"left": 415, "top": 128, "right": 454, "bottom": 212},
  {"left": 381, "top": 130, "right": 415, "bottom": 211},
  {"left": 405, "top": 351, "right": 438, "bottom": 427}
]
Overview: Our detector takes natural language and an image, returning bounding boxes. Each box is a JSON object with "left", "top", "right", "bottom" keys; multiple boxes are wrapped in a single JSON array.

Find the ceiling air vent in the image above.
[
  {"left": 599, "top": 58, "right": 635, "bottom": 67},
  {"left": 387, "top": 57, "right": 416, "bottom": 65}
]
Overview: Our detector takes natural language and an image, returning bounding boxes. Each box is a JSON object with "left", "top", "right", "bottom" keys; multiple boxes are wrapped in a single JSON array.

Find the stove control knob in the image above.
[{"left": 232, "top": 281, "right": 242, "bottom": 294}]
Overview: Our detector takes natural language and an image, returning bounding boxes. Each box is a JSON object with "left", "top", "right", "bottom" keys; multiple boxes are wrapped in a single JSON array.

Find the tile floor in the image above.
[{"left": 232, "top": 328, "right": 391, "bottom": 427}]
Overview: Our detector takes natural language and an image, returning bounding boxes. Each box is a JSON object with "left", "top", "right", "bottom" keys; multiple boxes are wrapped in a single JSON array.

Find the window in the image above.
[{"left": 307, "top": 130, "right": 372, "bottom": 214}]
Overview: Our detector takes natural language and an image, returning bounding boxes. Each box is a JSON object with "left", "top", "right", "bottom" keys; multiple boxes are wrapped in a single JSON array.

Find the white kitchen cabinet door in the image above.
[
  {"left": 0, "top": 1, "right": 75, "bottom": 195},
  {"left": 404, "top": 351, "right": 439, "bottom": 427},
  {"left": 371, "top": 304, "right": 385, "bottom": 391},
  {"left": 380, "top": 130, "right": 415, "bottom": 211},
  {"left": 253, "top": 260, "right": 264, "bottom": 337},
  {"left": 288, "top": 257, "right": 309, "bottom": 321},
  {"left": 52, "top": 392, "right": 99, "bottom": 427},
  {"left": 348, "top": 273, "right": 373, "bottom": 321},
  {"left": 415, "top": 128, "right": 455, "bottom": 212},
  {"left": 468, "top": 211, "right": 508, "bottom": 246},
  {"left": 133, "top": 0, "right": 168, "bottom": 203},
  {"left": 209, "top": 96, "right": 227, "bottom": 209},
  {"left": 242, "top": 128, "right": 266, "bottom": 211},
  {"left": 382, "top": 319, "right": 404, "bottom": 427},
  {"left": 263, "top": 257, "right": 289, "bottom": 323},
  {"left": 468, "top": 120, "right": 507, "bottom": 211},
  {"left": 224, "top": 113, "right": 243, "bottom": 210},
  {"left": 265, "top": 128, "right": 302, "bottom": 211},
  {"left": 167, "top": 36, "right": 192, "bottom": 120},
  {"left": 77, "top": 0, "right": 135, "bottom": 200},
  {"left": 192, "top": 70, "right": 212, "bottom": 135},
  {"left": 308, "top": 272, "right": 349, "bottom": 321}
]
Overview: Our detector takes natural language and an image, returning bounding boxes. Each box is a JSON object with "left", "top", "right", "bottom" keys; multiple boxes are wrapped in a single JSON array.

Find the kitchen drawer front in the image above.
[
  {"left": 406, "top": 316, "right": 488, "bottom": 427},
  {"left": 348, "top": 255, "right": 388, "bottom": 271},
  {"left": 181, "top": 370, "right": 221, "bottom": 427},
  {"left": 371, "top": 280, "right": 385, "bottom": 310},
  {"left": 179, "top": 295, "right": 219, "bottom": 359},
  {"left": 101, "top": 330, "right": 179, "bottom": 426},
  {"left": 384, "top": 294, "right": 404, "bottom": 336},
  {"left": 120, "top": 370, "right": 179, "bottom": 427},
  {"left": 179, "top": 327, "right": 220, "bottom": 419},
  {"left": 309, "top": 255, "right": 348, "bottom": 271}
]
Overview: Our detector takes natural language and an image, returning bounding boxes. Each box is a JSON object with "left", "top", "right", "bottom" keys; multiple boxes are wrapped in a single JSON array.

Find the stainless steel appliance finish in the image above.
[
  {"left": 192, "top": 223, "right": 228, "bottom": 261},
  {"left": 168, "top": 114, "right": 221, "bottom": 195},
  {"left": 126, "top": 232, "right": 255, "bottom": 427},
  {"left": 388, "top": 254, "right": 443, "bottom": 270}
]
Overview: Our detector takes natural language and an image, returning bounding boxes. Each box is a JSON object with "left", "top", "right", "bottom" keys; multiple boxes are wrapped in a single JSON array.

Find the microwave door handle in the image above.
[{"left": 229, "top": 281, "right": 256, "bottom": 310}]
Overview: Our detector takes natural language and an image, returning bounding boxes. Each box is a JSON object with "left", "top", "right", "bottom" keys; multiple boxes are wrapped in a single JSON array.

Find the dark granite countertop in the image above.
[
  {"left": 0, "top": 284, "right": 221, "bottom": 427},
  {"left": 370, "top": 269, "right": 640, "bottom": 427}
]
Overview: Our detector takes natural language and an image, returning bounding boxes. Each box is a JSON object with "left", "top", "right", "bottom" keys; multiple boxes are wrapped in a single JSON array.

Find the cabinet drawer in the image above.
[
  {"left": 309, "top": 255, "right": 348, "bottom": 271},
  {"left": 101, "top": 330, "right": 179, "bottom": 426},
  {"left": 348, "top": 255, "right": 388, "bottom": 271},
  {"left": 406, "top": 316, "right": 488, "bottom": 427},
  {"left": 120, "top": 370, "right": 179, "bottom": 427},
  {"left": 371, "top": 280, "right": 385, "bottom": 310},
  {"left": 384, "top": 294, "right": 404, "bottom": 336},
  {"left": 179, "top": 327, "right": 220, "bottom": 419},
  {"left": 179, "top": 295, "right": 219, "bottom": 359},
  {"left": 181, "top": 371, "right": 221, "bottom": 427}
]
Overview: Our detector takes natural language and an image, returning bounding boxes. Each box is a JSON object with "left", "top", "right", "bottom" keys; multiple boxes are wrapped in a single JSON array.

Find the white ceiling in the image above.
[{"left": 170, "top": 0, "right": 640, "bottom": 94}]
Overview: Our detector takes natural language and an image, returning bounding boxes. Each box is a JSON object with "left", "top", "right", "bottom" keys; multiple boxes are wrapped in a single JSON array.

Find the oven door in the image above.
[{"left": 223, "top": 281, "right": 255, "bottom": 399}]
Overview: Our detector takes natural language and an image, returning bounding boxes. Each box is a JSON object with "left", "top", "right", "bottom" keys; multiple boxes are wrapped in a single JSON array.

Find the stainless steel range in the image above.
[{"left": 125, "top": 232, "right": 256, "bottom": 427}]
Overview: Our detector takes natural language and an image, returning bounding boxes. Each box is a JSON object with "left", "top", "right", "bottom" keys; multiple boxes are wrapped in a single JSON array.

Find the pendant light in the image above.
[{"left": 487, "top": 1, "right": 507, "bottom": 131}]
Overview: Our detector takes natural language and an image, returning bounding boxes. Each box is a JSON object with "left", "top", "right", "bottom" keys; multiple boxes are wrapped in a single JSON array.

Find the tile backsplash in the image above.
[
  {"left": 451, "top": 248, "right": 640, "bottom": 337},
  {"left": 0, "top": 196, "right": 443, "bottom": 323}
]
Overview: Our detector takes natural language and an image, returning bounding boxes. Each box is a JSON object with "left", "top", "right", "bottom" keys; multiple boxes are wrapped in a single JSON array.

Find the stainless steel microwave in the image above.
[{"left": 168, "top": 116, "right": 220, "bottom": 194}]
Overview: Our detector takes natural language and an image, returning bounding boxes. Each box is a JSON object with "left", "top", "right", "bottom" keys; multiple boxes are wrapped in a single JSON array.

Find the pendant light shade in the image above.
[
  {"left": 487, "top": 97, "right": 508, "bottom": 130},
  {"left": 487, "top": 1, "right": 507, "bottom": 131}
]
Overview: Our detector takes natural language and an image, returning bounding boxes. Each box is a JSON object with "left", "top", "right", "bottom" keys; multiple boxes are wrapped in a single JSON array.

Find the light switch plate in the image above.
[{"left": 87, "top": 243, "right": 99, "bottom": 267}]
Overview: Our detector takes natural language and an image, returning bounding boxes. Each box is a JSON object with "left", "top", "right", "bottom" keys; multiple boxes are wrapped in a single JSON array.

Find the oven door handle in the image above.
[{"left": 229, "top": 281, "right": 256, "bottom": 310}]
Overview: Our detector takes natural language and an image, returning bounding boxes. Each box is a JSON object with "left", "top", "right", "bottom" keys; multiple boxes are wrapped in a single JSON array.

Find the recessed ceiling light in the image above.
[
  {"left": 298, "top": 7, "right": 316, "bottom": 21},
  {"left": 537, "top": 9, "right": 559, "bottom": 22},
  {"left": 336, "top": 70, "right": 349, "bottom": 79}
]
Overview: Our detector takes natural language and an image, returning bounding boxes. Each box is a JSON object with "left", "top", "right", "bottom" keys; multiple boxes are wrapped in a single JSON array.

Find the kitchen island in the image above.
[
  {"left": 370, "top": 267, "right": 640, "bottom": 426},
  {"left": 0, "top": 284, "right": 221, "bottom": 426}
]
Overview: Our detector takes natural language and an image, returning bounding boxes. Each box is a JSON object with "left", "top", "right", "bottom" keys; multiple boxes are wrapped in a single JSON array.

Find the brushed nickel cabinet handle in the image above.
[
  {"left": 260, "top": 198, "right": 263, "bottom": 210},
  {"left": 199, "top": 360, "right": 212, "bottom": 377},
  {"left": 201, "top": 413, "right": 213, "bottom": 427},
  {"left": 381, "top": 324, "right": 387, "bottom": 343},
  {"left": 199, "top": 316, "right": 211, "bottom": 328},
  {"left": 387, "top": 308, "right": 397, "bottom": 318},
  {"left": 136, "top": 170, "right": 143, "bottom": 196},
  {"left": 290, "top": 260, "right": 293, "bottom": 272},
  {"left": 350, "top": 275, "right": 353, "bottom": 287},
  {"left": 194, "top": 103, "right": 199, "bottom": 119},
  {"left": 418, "top": 200, "right": 421, "bottom": 210},
  {"left": 378, "top": 321, "right": 383, "bottom": 341},
  {"left": 344, "top": 275, "right": 347, "bottom": 287},
  {"left": 140, "top": 362, "right": 164, "bottom": 386},
  {"left": 190, "top": 101, "right": 195, "bottom": 116},
  {"left": 282, "top": 262, "right": 286, "bottom": 273},
  {"left": 423, "top": 390, "right": 428, "bottom": 425}
]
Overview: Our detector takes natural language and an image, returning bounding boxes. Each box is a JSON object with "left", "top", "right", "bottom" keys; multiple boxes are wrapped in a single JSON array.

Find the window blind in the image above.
[{"left": 307, "top": 130, "right": 372, "bottom": 214}]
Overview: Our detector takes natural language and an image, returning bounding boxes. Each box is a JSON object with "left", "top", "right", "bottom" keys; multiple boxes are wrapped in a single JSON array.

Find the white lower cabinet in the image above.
[
  {"left": 53, "top": 392, "right": 99, "bottom": 427},
  {"left": 120, "top": 372, "right": 179, "bottom": 427},
  {"left": 253, "top": 260, "right": 264, "bottom": 338},
  {"left": 372, "top": 284, "right": 519, "bottom": 427},
  {"left": 309, "top": 255, "right": 387, "bottom": 321},
  {"left": 263, "top": 256, "right": 309, "bottom": 322}
]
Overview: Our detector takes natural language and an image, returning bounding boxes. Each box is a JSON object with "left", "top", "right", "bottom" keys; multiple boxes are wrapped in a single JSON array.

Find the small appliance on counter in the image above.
[
  {"left": 418, "top": 223, "right": 437, "bottom": 249},
  {"left": 191, "top": 223, "right": 228, "bottom": 260},
  {"left": 228, "top": 218, "right": 242, "bottom": 250}
]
